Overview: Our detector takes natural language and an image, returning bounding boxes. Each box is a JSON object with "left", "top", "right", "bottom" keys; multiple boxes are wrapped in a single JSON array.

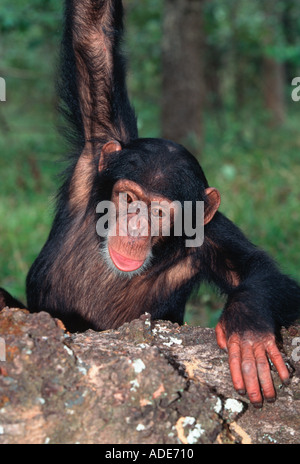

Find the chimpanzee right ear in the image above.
[
  {"left": 98, "top": 140, "right": 122, "bottom": 171},
  {"left": 204, "top": 187, "right": 221, "bottom": 225}
]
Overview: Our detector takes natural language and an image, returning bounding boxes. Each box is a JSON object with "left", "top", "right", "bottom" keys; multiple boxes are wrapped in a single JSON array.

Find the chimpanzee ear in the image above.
[
  {"left": 98, "top": 140, "right": 122, "bottom": 171},
  {"left": 204, "top": 187, "right": 221, "bottom": 225}
]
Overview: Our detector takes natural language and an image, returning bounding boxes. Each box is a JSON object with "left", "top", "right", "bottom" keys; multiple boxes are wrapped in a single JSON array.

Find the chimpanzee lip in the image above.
[{"left": 108, "top": 247, "right": 145, "bottom": 272}]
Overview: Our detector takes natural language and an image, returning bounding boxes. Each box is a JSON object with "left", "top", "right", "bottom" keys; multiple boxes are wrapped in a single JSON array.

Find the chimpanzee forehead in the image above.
[
  {"left": 120, "top": 138, "right": 200, "bottom": 175},
  {"left": 123, "top": 138, "right": 208, "bottom": 189},
  {"left": 105, "top": 138, "right": 208, "bottom": 202}
]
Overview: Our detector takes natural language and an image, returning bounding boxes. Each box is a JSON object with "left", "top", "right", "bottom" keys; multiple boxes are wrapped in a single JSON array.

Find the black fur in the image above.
[{"left": 0, "top": 288, "right": 26, "bottom": 311}]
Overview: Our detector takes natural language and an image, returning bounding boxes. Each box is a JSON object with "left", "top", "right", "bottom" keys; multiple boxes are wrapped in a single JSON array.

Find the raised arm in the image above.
[
  {"left": 59, "top": 0, "right": 137, "bottom": 150},
  {"left": 58, "top": 0, "right": 138, "bottom": 212},
  {"left": 201, "top": 212, "right": 300, "bottom": 406}
]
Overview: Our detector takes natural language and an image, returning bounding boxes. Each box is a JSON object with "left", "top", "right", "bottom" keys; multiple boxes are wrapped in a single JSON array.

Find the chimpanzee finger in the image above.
[
  {"left": 227, "top": 335, "right": 245, "bottom": 395},
  {"left": 253, "top": 343, "right": 276, "bottom": 402},
  {"left": 266, "top": 342, "right": 290, "bottom": 385},
  {"left": 241, "top": 342, "right": 263, "bottom": 407},
  {"left": 215, "top": 322, "right": 227, "bottom": 350}
]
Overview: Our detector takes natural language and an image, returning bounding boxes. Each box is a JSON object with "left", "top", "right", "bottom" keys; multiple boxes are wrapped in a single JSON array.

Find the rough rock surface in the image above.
[{"left": 0, "top": 307, "right": 299, "bottom": 444}]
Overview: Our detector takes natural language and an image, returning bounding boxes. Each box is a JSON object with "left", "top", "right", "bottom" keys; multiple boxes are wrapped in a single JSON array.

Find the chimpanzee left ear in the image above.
[
  {"left": 204, "top": 187, "right": 221, "bottom": 225},
  {"left": 98, "top": 140, "right": 122, "bottom": 171}
]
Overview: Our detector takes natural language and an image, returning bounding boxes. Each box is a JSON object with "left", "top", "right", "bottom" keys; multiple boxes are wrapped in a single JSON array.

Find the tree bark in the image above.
[
  {"left": 161, "top": 0, "right": 205, "bottom": 153},
  {"left": 1, "top": 308, "right": 300, "bottom": 444},
  {"left": 262, "top": 57, "right": 286, "bottom": 126},
  {"left": 262, "top": 0, "right": 286, "bottom": 126}
]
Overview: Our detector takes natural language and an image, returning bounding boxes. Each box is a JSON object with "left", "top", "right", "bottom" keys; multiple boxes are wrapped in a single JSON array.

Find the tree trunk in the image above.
[
  {"left": 161, "top": 0, "right": 205, "bottom": 153},
  {"left": 1, "top": 308, "right": 300, "bottom": 444},
  {"left": 262, "top": 0, "right": 286, "bottom": 126},
  {"left": 262, "top": 57, "right": 286, "bottom": 126}
]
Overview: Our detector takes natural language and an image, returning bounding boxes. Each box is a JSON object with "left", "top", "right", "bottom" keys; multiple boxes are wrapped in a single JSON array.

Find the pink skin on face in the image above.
[{"left": 108, "top": 247, "right": 145, "bottom": 272}]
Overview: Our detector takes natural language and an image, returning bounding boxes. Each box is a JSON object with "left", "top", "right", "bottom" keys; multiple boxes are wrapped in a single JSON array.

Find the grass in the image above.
[
  {"left": 0, "top": 79, "right": 299, "bottom": 327},
  {"left": 0, "top": 82, "right": 63, "bottom": 301}
]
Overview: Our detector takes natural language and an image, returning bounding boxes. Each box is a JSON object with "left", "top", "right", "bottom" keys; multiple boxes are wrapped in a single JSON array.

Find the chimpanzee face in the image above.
[{"left": 96, "top": 138, "right": 220, "bottom": 276}]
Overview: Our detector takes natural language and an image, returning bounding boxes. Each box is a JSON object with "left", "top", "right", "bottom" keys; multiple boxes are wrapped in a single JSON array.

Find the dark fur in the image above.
[
  {"left": 0, "top": 288, "right": 26, "bottom": 311},
  {"left": 1, "top": 0, "right": 299, "bottom": 337}
]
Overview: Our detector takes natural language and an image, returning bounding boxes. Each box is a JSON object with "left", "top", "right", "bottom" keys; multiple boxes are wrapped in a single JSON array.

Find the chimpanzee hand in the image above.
[{"left": 215, "top": 322, "right": 290, "bottom": 407}]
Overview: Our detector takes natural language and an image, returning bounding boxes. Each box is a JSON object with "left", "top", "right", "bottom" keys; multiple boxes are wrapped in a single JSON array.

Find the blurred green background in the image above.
[{"left": 0, "top": 0, "right": 299, "bottom": 327}]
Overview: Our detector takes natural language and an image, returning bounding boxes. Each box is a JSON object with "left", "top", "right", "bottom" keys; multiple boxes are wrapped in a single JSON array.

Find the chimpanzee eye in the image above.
[
  {"left": 121, "top": 192, "right": 133, "bottom": 204},
  {"left": 152, "top": 208, "right": 165, "bottom": 218}
]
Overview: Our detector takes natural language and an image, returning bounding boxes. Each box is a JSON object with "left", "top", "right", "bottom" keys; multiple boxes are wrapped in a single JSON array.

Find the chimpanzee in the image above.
[{"left": 1, "top": 0, "right": 299, "bottom": 407}]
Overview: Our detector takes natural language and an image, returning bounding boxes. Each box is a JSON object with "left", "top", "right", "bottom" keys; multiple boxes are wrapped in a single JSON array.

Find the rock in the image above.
[{"left": 0, "top": 307, "right": 299, "bottom": 444}]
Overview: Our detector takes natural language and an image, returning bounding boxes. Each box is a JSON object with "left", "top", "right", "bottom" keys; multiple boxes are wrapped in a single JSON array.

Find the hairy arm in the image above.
[
  {"left": 63, "top": 0, "right": 137, "bottom": 145},
  {"left": 59, "top": 0, "right": 137, "bottom": 210},
  {"left": 71, "top": 0, "right": 137, "bottom": 144},
  {"left": 201, "top": 212, "right": 300, "bottom": 405}
]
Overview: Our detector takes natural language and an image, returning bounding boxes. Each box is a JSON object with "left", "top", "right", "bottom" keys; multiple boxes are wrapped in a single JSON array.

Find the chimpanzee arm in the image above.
[
  {"left": 201, "top": 212, "right": 300, "bottom": 406},
  {"left": 60, "top": 0, "right": 137, "bottom": 147},
  {"left": 59, "top": 0, "right": 138, "bottom": 211}
]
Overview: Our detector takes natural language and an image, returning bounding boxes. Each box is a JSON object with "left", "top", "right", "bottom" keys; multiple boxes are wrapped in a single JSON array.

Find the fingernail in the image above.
[
  {"left": 237, "top": 389, "right": 246, "bottom": 396},
  {"left": 253, "top": 402, "right": 263, "bottom": 409},
  {"left": 266, "top": 398, "right": 276, "bottom": 404}
]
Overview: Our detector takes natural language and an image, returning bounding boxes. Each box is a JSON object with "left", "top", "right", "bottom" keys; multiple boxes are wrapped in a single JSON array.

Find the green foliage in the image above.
[{"left": 125, "top": 0, "right": 162, "bottom": 137}]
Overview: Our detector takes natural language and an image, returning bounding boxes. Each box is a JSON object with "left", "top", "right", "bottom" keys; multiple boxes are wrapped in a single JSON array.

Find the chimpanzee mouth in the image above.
[{"left": 108, "top": 247, "right": 146, "bottom": 272}]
